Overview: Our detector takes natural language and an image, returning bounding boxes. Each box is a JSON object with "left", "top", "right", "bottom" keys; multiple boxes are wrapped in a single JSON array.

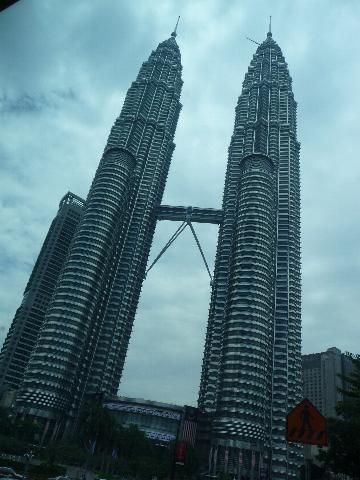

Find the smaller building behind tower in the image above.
[{"left": 302, "top": 347, "right": 356, "bottom": 419}]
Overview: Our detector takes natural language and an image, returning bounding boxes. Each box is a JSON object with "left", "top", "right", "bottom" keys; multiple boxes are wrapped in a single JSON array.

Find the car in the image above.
[
  {"left": 48, "top": 476, "right": 70, "bottom": 480},
  {"left": 0, "top": 468, "right": 25, "bottom": 480}
]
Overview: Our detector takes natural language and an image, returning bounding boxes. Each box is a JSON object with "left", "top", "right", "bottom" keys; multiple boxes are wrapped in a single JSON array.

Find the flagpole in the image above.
[
  {"left": 208, "top": 445, "right": 213, "bottom": 477},
  {"left": 213, "top": 445, "right": 218, "bottom": 477},
  {"left": 224, "top": 447, "right": 229, "bottom": 474},
  {"left": 250, "top": 450, "right": 255, "bottom": 480},
  {"left": 170, "top": 411, "right": 182, "bottom": 480},
  {"left": 237, "top": 449, "right": 242, "bottom": 480}
]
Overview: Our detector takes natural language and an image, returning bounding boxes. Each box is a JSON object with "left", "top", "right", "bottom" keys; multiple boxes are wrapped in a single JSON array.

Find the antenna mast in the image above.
[{"left": 171, "top": 16, "right": 180, "bottom": 37}]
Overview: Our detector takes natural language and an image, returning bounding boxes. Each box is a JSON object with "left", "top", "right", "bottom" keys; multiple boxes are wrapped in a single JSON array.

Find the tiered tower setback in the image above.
[
  {"left": 198, "top": 30, "right": 302, "bottom": 479},
  {"left": 16, "top": 33, "right": 183, "bottom": 433}
]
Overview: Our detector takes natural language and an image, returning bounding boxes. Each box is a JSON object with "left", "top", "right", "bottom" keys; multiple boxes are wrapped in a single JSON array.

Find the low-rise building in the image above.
[{"left": 104, "top": 396, "right": 183, "bottom": 443}]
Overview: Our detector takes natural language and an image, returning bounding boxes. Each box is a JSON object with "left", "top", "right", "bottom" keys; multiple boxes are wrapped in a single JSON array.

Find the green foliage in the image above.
[
  {"left": 75, "top": 400, "right": 200, "bottom": 479},
  {"left": 0, "top": 407, "right": 12, "bottom": 435},
  {"left": 14, "top": 417, "right": 41, "bottom": 443},
  {"left": 216, "top": 473, "right": 232, "bottom": 480},
  {"left": 181, "top": 444, "right": 199, "bottom": 478},
  {"left": 319, "top": 358, "right": 360, "bottom": 479},
  {"left": 0, "top": 433, "right": 27, "bottom": 453},
  {"left": 42, "top": 441, "right": 87, "bottom": 466},
  {"left": 0, "top": 459, "right": 24, "bottom": 472},
  {"left": 28, "top": 463, "right": 66, "bottom": 476},
  {"left": 0, "top": 406, "right": 41, "bottom": 446},
  {"left": 0, "top": 400, "right": 200, "bottom": 480}
]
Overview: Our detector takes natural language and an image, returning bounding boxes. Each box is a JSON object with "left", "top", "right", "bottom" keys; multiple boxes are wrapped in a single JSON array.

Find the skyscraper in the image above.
[
  {"left": 302, "top": 347, "right": 356, "bottom": 419},
  {"left": 198, "top": 28, "right": 302, "bottom": 479},
  {"left": 0, "top": 192, "right": 84, "bottom": 393},
  {"left": 16, "top": 31, "right": 183, "bottom": 436}
]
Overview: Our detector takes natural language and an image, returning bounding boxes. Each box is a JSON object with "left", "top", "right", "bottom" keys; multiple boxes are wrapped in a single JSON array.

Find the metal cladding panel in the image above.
[{"left": 199, "top": 32, "right": 302, "bottom": 479}]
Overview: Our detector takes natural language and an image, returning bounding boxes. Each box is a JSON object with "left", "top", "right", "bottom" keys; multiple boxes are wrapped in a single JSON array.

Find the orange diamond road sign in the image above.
[{"left": 286, "top": 398, "right": 328, "bottom": 446}]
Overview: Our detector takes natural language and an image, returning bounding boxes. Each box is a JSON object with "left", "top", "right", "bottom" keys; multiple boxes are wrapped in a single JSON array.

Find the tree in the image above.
[
  {"left": 0, "top": 406, "right": 40, "bottom": 447},
  {"left": 0, "top": 406, "right": 12, "bottom": 435},
  {"left": 78, "top": 399, "right": 117, "bottom": 453},
  {"left": 319, "top": 358, "right": 360, "bottom": 479},
  {"left": 14, "top": 416, "right": 41, "bottom": 443}
]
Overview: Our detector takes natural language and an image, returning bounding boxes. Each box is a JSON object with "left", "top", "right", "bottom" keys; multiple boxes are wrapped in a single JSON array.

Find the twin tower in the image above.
[{"left": 8, "top": 26, "right": 301, "bottom": 479}]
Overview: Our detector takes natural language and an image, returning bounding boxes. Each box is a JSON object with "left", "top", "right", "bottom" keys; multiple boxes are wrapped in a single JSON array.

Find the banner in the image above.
[
  {"left": 175, "top": 441, "right": 187, "bottom": 465},
  {"left": 224, "top": 447, "right": 229, "bottom": 472},
  {"left": 208, "top": 445, "right": 213, "bottom": 475},
  {"left": 213, "top": 446, "right": 218, "bottom": 475},
  {"left": 179, "top": 406, "right": 198, "bottom": 446}
]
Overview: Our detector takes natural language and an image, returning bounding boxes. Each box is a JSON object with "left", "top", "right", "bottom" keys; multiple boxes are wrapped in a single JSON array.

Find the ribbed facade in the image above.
[
  {"left": 16, "top": 34, "right": 182, "bottom": 426},
  {"left": 198, "top": 31, "right": 302, "bottom": 479},
  {"left": 213, "top": 153, "right": 277, "bottom": 442},
  {"left": 0, "top": 192, "right": 84, "bottom": 392}
]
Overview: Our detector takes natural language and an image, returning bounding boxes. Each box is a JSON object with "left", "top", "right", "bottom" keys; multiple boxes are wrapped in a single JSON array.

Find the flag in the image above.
[
  {"left": 213, "top": 446, "right": 218, "bottom": 475},
  {"left": 175, "top": 441, "right": 187, "bottom": 465},
  {"left": 224, "top": 447, "right": 229, "bottom": 472},
  {"left": 238, "top": 450, "right": 243, "bottom": 480},
  {"left": 208, "top": 445, "right": 213, "bottom": 475}
]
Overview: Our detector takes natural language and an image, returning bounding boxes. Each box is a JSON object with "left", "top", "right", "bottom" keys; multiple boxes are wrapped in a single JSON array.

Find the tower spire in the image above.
[
  {"left": 171, "top": 16, "right": 180, "bottom": 37},
  {"left": 268, "top": 15, "right": 272, "bottom": 37}
]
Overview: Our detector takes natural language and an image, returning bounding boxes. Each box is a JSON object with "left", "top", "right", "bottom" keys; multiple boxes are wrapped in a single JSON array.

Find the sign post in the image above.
[
  {"left": 286, "top": 398, "right": 328, "bottom": 480},
  {"left": 286, "top": 398, "right": 327, "bottom": 446}
]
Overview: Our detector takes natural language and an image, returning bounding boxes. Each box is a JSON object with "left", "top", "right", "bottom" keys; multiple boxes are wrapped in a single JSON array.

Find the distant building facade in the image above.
[
  {"left": 0, "top": 192, "right": 84, "bottom": 393},
  {"left": 302, "top": 347, "right": 356, "bottom": 418},
  {"left": 104, "top": 396, "right": 183, "bottom": 443},
  {"left": 104, "top": 396, "right": 198, "bottom": 447}
]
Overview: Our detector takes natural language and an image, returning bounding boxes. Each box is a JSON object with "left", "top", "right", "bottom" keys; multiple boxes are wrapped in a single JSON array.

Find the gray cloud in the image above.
[
  {"left": 1, "top": 0, "right": 360, "bottom": 406},
  {"left": 0, "top": 89, "right": 77, "bottom": 114}
]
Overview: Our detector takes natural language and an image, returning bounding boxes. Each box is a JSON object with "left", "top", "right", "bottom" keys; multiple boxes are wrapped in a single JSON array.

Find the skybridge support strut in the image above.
[{"left": 146, "top": 205, "right": 222, "bottom": 282}]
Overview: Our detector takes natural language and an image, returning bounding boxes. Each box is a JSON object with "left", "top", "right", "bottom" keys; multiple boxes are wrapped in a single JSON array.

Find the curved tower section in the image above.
[
  {"left": 213, "top": 153, "right": 277, "bottom": 441},
  {"left": 16, "top": 33, "right": 183, "bottom": 432},
  {"left": 86, "top": 33, "right": 183, "bottom": 396},
  {"left": 198, "top": 31, "right": 301, "bottom": 479}
]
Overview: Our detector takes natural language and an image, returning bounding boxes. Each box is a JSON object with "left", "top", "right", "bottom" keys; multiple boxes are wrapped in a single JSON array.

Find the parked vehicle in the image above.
[
  {"left": 0, "top": 468, "right": 25, "bottom": 480},
  {"left": 48, "top": 476, "right": 70, "bottom": 480}
]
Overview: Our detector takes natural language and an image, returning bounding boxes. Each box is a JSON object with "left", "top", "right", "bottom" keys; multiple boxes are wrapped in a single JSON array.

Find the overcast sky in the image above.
[{"left": 1, "top": 0, "right": 360, "bottom": 407}]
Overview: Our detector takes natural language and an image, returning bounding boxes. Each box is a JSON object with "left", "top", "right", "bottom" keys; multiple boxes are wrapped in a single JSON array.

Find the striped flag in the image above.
[
  {"left": 224, "top": 447, "right": 229, "bottom": 472},
  {"left": 238, "top": 450, "right": 243, "bottom": 480},
  {"left": 208, "top": 445, "right": 213, "bottom": 475},
  {"left": 213, "top": 446, "right": 218, "bottom": 474},
  {"left": 178, "top": 406, "right": 198, "bottom": 446}
]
